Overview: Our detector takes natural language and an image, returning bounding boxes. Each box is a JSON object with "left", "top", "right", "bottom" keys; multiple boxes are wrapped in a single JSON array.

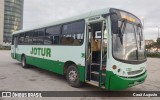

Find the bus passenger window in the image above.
[
  {"left": 44, "top": 36, "right": 52, "bottom": 45},
  {"left": 61, "top": 20, "right": 85, "bottom": 46},
  {"left": 61, "top": 36, "right": 74, "bottom": 45},
  {"left": 18, "top": 33, "right": 25, "bottom": 45},
  {"left": 53, "top": 36, "right": 60, "bottom": 44},
  {"left": 46, "top": 26, "right": 61, "bottom": 45},
  {"left": 32, "top": 31, "right": 38, "bottom": 45}
]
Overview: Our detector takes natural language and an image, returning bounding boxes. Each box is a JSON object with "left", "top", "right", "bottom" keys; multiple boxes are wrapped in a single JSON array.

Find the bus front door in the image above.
[{"left": 86, "top": 21, "right": 107, "bottom": 88}]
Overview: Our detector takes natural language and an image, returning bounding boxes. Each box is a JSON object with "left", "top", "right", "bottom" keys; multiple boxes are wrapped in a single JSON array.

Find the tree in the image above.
[
  {"left": 145, "top": 44, "right": 152, "bottom": 53},
  {"left": 156, "top": 38, "right": 160, "bottom": 52}
]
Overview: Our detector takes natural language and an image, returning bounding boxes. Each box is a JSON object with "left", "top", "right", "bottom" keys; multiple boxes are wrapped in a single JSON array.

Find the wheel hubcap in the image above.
[{"left": 69, "top": 70, "right": 77, "bottom": 82}]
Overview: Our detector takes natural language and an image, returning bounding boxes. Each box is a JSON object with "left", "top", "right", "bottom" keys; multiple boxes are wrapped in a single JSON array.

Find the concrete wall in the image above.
[{"left": 0, "top": 0, "right": 4, "bottom": 44}]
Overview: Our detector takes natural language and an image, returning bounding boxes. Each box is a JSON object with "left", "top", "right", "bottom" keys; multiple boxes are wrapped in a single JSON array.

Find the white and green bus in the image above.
[{"left": 11, "top": 8, "right": 147, "bottom": 90}]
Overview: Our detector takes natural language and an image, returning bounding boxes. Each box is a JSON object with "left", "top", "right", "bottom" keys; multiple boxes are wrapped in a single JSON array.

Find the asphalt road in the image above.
[{"left": 0, "top": 50, "right": 159, "bottom": 100}]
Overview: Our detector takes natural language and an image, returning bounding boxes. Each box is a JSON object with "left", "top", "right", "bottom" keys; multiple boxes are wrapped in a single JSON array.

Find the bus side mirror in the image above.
[
  {"left": 110, "top": 14, "right": 119, "bottom": 34},
  {"left": 102, "top": 12, "right": 119, "bottom": 34}
]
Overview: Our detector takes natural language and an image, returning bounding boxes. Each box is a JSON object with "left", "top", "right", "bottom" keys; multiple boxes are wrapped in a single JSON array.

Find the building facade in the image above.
[
  {"left": 0, "top": 0, "right": 24, "bottom": 44},
  {"left": 145, "top": 40, "right": 154, "bottom": 46},
  {"left": 0, "top": 0, "right": 4, "bottom": 44}
]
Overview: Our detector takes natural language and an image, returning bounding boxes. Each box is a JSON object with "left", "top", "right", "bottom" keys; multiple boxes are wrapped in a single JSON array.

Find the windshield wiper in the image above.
[
  {"left": 139, "top": 32, "right": 142, "bottom": 49},
  {"left": 120, "top": 19, "right": 127, "bottom": 34},
  {"left": 119, "top": 19, "right": 127, "bottom": 45},
  {"left": 137, "top": 24, "right": 143, "bottom": 49}
]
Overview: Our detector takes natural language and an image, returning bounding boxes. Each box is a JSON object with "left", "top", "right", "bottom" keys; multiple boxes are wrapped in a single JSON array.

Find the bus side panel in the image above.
[
  {"left": 15, "top": 53, "right": 22, "bottom": 62},
  {"left": 26, "top": 55, "right": 85, "bottom": 82},
  {"left": 11, "top": 53, "right": 14, "bottom": 59},
  {"left": 12, "top": 45, "right": 86, "bottom": 82},
  {"left": 26, "top": 55, "right": 64, "bottom": 75},
  {"left": 77, "top": 65, "right": 85, "bottom": 82}
]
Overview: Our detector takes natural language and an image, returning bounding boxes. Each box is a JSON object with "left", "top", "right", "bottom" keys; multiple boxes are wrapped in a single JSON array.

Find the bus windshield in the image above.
[{"left": 112, "top": 20, "right": 146, "bottom": 61}]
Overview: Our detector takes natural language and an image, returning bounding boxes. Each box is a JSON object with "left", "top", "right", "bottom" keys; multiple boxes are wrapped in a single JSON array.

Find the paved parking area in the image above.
[{"left": 0, "top": 50, "right": 159, "bottom": 100}]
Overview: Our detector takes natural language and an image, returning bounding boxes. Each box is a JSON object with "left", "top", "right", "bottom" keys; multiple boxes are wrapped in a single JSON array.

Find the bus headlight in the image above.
[{"left": 112, "top": 65, "right": 117, "bottom": 70}]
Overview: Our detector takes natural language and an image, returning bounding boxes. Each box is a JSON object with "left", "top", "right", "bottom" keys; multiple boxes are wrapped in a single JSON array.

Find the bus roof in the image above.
[{"left": 13, "top": 7, "right": 111, "bottom": 34}]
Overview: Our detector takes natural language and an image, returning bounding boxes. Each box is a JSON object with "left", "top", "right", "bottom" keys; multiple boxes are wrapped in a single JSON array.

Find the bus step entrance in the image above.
[
  {"left": 91, "top": 71, "right": 106, "bottom": 82},
  {"left": 87, "top": 63, "right": 106, "bottom": 87}
]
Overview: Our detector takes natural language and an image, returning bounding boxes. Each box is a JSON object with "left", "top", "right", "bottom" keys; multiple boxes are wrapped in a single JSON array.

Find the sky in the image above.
[{"left": 23, "top": 0, "right": 160, "bottom": 41}]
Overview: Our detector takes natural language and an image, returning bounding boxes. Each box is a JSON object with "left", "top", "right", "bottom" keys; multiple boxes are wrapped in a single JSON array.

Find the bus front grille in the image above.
[{"left": 128, "top": 70, "right": 143, "bottom": 75}]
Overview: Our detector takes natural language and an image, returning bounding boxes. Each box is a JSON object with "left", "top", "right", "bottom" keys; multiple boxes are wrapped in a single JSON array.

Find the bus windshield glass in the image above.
[{"left": 110, "top": 9, "right": 146, "bottom": 62}]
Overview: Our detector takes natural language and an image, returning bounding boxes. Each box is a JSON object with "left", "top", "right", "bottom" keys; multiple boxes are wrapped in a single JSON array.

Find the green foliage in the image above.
[
  {"left": 147, "top": 53, "right": 160, "bottom": 58},
  {"left": 0, "top": 46, "right": 11, "bottom": 50},
  {"left": 145, "top": 44, "right": 152, "bottom": 49},
  {"left": 157, "top": 38, "right": 160, "bottom": 46},
  {"left": 146, "top": 39, "right": 160, "bottom": 58}
]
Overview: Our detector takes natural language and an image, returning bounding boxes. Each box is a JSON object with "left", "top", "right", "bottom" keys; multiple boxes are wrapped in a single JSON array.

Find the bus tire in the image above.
[
  {"left": 21, "top": 55, "right": 29, "bottom": 68},
  {"left": 66, "top": 64, "right": 82, "bottom": 88}
]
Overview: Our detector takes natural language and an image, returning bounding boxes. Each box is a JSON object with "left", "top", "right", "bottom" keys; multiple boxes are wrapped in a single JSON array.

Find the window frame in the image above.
[
  {"left": 60, "top": 20, "right": 85, "bottom": 46},
  {"left": 45, "top": 25, "right": 62, "bottom": 45},
  {"left": 13, "top": 19, "right": 85, "bottom": 46},
  {"left": 18, "top": 33, "right": 25, "bottom": 45}
]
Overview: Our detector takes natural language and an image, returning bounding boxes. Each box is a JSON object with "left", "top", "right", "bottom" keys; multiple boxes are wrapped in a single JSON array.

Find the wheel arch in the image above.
[
  {"left": 63, "top": 61, "right": 77, "bottom": 75},
  {"left": 63, "top": 60, "right": 85, "bottom": 82}
]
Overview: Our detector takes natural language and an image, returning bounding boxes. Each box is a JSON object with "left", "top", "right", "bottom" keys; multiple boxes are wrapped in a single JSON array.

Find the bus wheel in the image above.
[
  {"left": 66, "top": 64, "right": 82, "bottom": 88},
  {"left": 21, "top": 55, "right": 28, "bottom": 68}
]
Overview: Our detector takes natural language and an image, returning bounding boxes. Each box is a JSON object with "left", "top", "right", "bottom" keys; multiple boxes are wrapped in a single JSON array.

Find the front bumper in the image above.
[{"left": 108, "top": 71, "right": 147, "bottom": 90}]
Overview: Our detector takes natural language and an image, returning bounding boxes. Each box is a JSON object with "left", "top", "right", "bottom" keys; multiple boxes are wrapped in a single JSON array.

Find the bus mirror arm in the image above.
[
  {"left": 118, "top": 19, "right": 127, "bottom": 45},
  {"left": 102, "top": 12, "right": 119, "bottom": 36},
  {"left": 118, "top": 28, "right": 124, "bottom": 45}
]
